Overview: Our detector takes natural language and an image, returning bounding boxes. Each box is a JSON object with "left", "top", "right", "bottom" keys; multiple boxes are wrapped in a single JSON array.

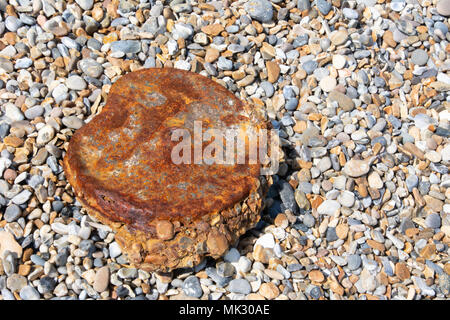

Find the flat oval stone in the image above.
[{"left": 64, "top": 68, "right": 268, "bottom": 272}]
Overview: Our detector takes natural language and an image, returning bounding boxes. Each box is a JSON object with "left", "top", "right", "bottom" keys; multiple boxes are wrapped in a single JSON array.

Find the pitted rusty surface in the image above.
[{"left": 63, "top": 68, "right": 266, "bottom": 270}]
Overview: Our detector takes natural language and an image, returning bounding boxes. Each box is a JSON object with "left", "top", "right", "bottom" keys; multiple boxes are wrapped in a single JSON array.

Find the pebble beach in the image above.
[{"left": 0, "top": 0, "right": 449, "bottom": 300}]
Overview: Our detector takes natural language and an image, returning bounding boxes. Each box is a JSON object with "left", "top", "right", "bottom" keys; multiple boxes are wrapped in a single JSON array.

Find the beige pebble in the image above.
[
  {"left": 0, "top": 231, "right": 23, "bottom": 259},
  {"left": 368, "top": 171, "right": 383, "bottom": 189}
]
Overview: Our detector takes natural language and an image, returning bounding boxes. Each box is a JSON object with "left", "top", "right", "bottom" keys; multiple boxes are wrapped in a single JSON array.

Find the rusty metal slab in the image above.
[{"left": 63, "top": 68, "right": 263, "bottom": 235}]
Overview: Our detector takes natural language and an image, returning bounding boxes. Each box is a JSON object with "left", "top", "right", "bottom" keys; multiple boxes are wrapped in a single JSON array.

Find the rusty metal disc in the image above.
[{"left": 63, "top": 68, "right": 266, "bottom": 271}]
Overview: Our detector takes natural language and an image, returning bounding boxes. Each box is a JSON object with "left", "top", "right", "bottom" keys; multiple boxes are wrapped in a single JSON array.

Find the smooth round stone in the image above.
[
  {"left": 237, "top": 256, "right": 252, "bottom": 273},
  {"left": 12, "top": 190, "right": 32, "bottom": 205},
  {"left": 5, "top": 16, "right": 22, "bottom": 32},
  {"left": 333, "top": 176, "right": 346, "bottom": 190},
  {"left": 374, "top": 76, "right": 386, "bottom": 87},
  {"left": 30, "top": 254, "right": 45, "bottom": 266},
  {"left": 6, "top": 274, "right": 27, "bottom": 292},
  {"left": 5, "top": 104, "right": 24, "bottom": 121},
  {"left": 437, "top": 0, "right": 450, "bottom": 16},
  {"left": 344, "top": 124, "right": 356, "bottom": 134},
  {"left": 338, "top": 191, "right": 355, "bottom": 207},
  {"left": 330, "top": 30, "right": 348, "bottom": 46},
  {"left": 15, "top": 58, "right": 32, "bottom": 69},
  {"left": 115, "top": 285, "right": 129, "bottom": 298},
  {"left": 318, "top": 157, "right": 332, "bottom": 172},
  {"left": 79, "top": 58, "right": 103, "bottom": 78},
  {"left": 429, "top": 173, "right": 440, "bottom": 184},
  {"left": 4, "top": 204, "right": 21, "bottom": 222},
  {"left": 228, "top": 278, "right": 251, "bottom": 294},
  {"left": 52, "top": 84, "right": 68, "bottom": 103},
  {"left": 226, "top": 25, "right": 239, "bottom": 33},
  {"left": 303, "top": 213, "right": 315, "bottom": 228},
  {"left": 434, "top": 22, "right": 449, "bottom": 36},
  {"left": 260, "top": 81, "right": 274, "bottom": 97},
  {"left": 279, "top": 184, "right": 299, "bottom": 216},
  {"left": 108, "top": 242, "right": 122, "bottom": 258},
  {"left": 224, "top": 248, "right": 240, "bottom": 263},
  {"left": 425, "top": 213, "right": 441, "bottom": 229},
  {"left": 205, "top": 267, "right": 230, "bottom": 287},
  {"left": 281, "top": 113, "right": 294, "bottom": 126},
  {"left": 66, "top": 75, "right": 87, "bottom": 91},
  {"left": 442, "top": 145, "right": 450, "bottom": 162},
  {"left": 36, "top": 125, "right": 55, "bottom": 145},
  {"left": 317, "top": 200, "right": 341, "bottom": 215},
  {"left": 332, "top": 55, "right": 346, "bottom": 69},
  {"left": 174, "top": 60, "right": 191, "bottom": 71},
  {"left": 183, "top": 276, "right": 203, "bottom": 298},
  {"left": 405, "top": 174, "right": 419, "bottom": 192},
  {"left": 319, "top": 76, "right": 337, "bottom": 92},
  {"left": 19, "top": 286, "right": 40, "bottom": 300},
  {"left": 24, "top": 106, "right": 44, "bottom": 119},
  {"left": 425, "top": 151, "right": 441, "bottom": 163},
  {"left": 62, "top": 116, "right": 84, "bottom": 130},
  {"left": 418, "top": 181, "right": 430, "bottom": 195},
  {"left": 411, "top": 49, "right": 428, "bottom": 66},
  {"left": 244, "top": 0, "right": 274, "bottom": 23},
  {"left": 347, "top": 254, "right": 362, "bottom": 271}
]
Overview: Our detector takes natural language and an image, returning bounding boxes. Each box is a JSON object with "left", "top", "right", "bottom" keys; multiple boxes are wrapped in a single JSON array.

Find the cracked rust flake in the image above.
[{"left": 63, "top": 68, "right": 264, "bottom": 235}]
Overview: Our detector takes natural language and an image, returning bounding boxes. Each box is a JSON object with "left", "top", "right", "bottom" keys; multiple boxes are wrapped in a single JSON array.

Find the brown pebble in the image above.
[
  {"left": 259, "top": 282, "right": 280, "bottom": 300},
  {"left": 420, "top": 244, "right": 436, "bottom": 259},
  {"left": 155, "top": 220, "right": 175, "bottom": 240},
  {"left": 3, "top": 136, "right": 24, "bottom": 148},
  {"left": 366, "top": 239, "right": 385, "bottom": 252},
  {"left": 308, "top": 269, "right": 325, "bottom": 282},
  {"left": 3, "top": 168, "right": 17, "bottom": 181},
  {"left": 93, "top": 266, "right": 110, "bottom": 293},
  {"left": 383, "top": 30, "right": 397, "bottom": 47},
  {"left": 18, "top": 264, "right": 31, "bottom": 276},
  {"left": 400, "top": 142, "right": 425, "bottom": 160},
  {"left": 201, "top": 24, "right": 224, "bottom": 36},
  {"left": 205, "top": 48, "right": 220, "bottom": 63},
  {"left": 274, "top": 213, "right": 288, "bottom": 229},
  {"left": 395, "top": 262, "right": 410, "bottom": 281},
  {"left": 22, "top": 248, "right": 33, "bottom": 263},
  {"left": 206, "top": 229, "right": 229, "bottom": 256},
  {"left": 266, "top": 60, "right": 280, "bottom": 83},
  {"left": 329, "top": 280, "right": 344, "bottom": 295}
]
